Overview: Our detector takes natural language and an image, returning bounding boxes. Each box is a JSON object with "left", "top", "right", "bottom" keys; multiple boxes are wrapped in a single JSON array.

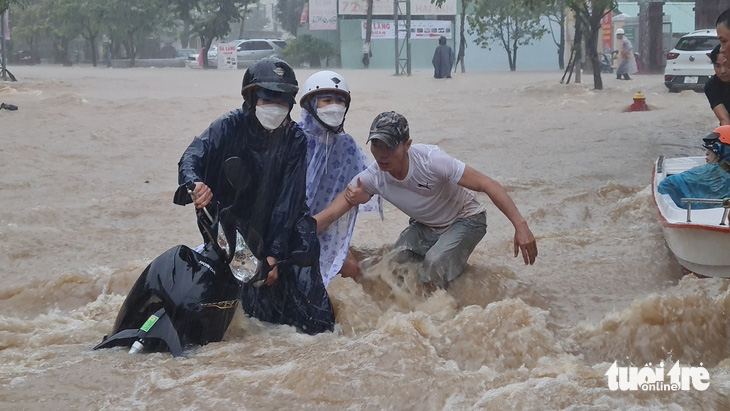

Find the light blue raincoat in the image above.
[{"left": 299, "top": 109, "right": 382, "bottom": 286}]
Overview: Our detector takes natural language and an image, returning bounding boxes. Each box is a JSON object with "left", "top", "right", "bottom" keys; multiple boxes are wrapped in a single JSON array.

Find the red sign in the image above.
[{"left": 601, "top": 12, "right": 613, "bottom": 52}]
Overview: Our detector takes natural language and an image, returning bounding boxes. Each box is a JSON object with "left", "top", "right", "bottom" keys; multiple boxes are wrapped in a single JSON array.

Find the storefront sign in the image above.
[
  {"left": 310, "top": 0, "right": 337, "bottom": 30},
  {"left": 361, "top": 19, "right": 452, "bottom": 40},
  {"left": 342, "top": 0, "right": 456, "bottom": 16}
]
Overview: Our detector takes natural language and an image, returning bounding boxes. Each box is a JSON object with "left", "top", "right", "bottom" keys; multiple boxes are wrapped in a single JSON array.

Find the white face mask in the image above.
[
  {"left": 317, "top": 104, "right": 346, "bottom": 128},
  {"left": 255, "top": 104, "right": 289, "bottom": 130}
]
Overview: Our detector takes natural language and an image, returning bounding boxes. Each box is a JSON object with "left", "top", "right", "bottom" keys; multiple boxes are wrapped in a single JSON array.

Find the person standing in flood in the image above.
[
  {"left": 315, "top": 111, "right": 538, "bottom": 292},
  {"left": 704, "top": 45, "right": 730, "bottom": 126},
  {"left": 175, "top": 58, "right": 335, "bottom": 334},
  {"left": 432, "top": 36, "right": 454, "bottom": 79},
  {"left": 717, "top": 8, "right": 730, "bottom": 53},
  {"left": 615, "top": 28, "right": 637, "bottom": 80},
  {"left": 298, "top": 70, "right": 381, "bottom": 286}
]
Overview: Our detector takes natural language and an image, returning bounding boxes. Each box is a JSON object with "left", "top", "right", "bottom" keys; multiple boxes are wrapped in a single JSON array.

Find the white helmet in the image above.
[
  {"left": 299, "top": 70, "right": 351, "bottom": 107},
  {"left": 615, "top": 28, "right": 624, "bottom": 36}
]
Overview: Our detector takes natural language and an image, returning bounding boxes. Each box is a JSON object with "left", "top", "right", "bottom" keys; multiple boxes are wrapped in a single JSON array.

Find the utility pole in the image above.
[
  {"left": 363, "top": 0, "right": 373, "bottom": 68},
  {"left": 394, "top": 0, "right": 411, "bottom": 76},
  {"left": 1, "top": 9, "right": 16, "bottom": 82}
]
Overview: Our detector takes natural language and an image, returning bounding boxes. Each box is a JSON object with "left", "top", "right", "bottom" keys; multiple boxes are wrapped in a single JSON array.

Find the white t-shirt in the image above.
[{"left": 353, "top": 144, "right": 485, "bottom": 230}]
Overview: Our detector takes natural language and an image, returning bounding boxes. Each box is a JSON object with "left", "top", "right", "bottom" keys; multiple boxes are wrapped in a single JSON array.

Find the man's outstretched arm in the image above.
[{"left": 458, "top": 165, "right": 538, "bottom": 265}]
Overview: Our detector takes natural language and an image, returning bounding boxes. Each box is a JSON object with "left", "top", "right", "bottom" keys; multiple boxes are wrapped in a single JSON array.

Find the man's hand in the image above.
[
  {"left": 514, "top": 225, "right": 538, "bottom": 265},
  {"left": 344, "top": 178, "right": 371, "bottom": 205},
  {"left": 264, "top": 256, "right": 279, "bottom": 286},
  {"left": 191, "top": 182, "right": 213, "bottom": 209}
]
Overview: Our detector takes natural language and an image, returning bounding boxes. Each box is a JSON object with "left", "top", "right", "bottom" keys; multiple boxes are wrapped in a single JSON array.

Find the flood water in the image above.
[{"left": 1, "top": 65, "right": 729, "bottom": 409}]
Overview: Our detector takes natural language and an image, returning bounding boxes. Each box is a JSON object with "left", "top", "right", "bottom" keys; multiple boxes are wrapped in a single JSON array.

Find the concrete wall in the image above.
[
  {"left": 338, "top": 19, "right": 454, "bottom": 70},
  {"left": 306, "top": 16, "right": 565, "bottom": 72}
]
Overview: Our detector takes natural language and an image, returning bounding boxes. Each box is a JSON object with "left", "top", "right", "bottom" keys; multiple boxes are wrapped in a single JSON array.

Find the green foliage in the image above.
[
  {"left": 466, "top": 0, "right": 548, "bottom": 71},
  {"left": 0, "top": 0, "right": 24, "bottom": 14},
  {"left": 276, "top": 0, "right": 305, "bottom": 36},
  {"left": 104, "top": 0, "right": 169, "bottom": 64},
  {"left": 10, "top": 0, "right": 46, "bottom": 45},
  {"left": 171, "top": 0, "right": 251, "bottom": 67},
  {"left": 282, "top": 34, "right": 336, "bottom": 68}
]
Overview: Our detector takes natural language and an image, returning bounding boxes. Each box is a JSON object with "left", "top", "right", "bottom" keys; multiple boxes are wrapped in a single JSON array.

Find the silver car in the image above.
[
  {"left": 231, "top": 39, "right": 287, "bottom": 67},
  {"left": 664, "top": 29, "right": 720, "bottom": 92}
]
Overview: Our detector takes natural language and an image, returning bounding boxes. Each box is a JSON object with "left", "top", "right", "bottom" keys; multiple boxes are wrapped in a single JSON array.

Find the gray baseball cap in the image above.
[{"left": 366, "top": 111, "right": 410, "bottom": 148}]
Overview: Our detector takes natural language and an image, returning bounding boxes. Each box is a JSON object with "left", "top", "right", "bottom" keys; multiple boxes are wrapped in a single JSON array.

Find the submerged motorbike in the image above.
[
  {"left": 599, "top": 50, "right": 617, "bottom": 73},
  {"left": 94, "top": 158, "right": 268, "bottom": 356}
]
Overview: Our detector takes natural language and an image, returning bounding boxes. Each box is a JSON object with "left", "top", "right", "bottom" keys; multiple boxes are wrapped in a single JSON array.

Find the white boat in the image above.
[{"left": 652, "top": 155, "right": 730, "bottom": 277}]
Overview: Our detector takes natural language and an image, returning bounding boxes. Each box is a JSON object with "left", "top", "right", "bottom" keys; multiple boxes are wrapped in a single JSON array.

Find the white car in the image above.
[
  {"left": 186, "top": 45, "right": 219, "bottom": 68},
  {"left": 664, "top": 29, "right": 720, "bottom": 92},
  {"left": 206, "top": 45, "right": 218, "bottom": 61}
]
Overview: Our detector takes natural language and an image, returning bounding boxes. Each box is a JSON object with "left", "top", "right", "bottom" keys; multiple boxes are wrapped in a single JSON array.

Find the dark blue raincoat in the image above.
[
  {"left": 432, "top": 44, "right": 454, "bottom": 79},
  {"left": 174, "top": 107, "right": 335, "bottom": 334}
]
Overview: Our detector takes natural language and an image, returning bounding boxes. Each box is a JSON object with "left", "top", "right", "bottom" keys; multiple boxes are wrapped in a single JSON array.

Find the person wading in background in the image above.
[{"left": 432, "top": 36, "right": 455, "bottom": 79}]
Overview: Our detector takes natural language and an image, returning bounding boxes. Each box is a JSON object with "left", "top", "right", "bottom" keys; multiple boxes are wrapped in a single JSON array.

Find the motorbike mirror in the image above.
[{"left": 223, "top": 157, "right": 251, "bottom": 191}]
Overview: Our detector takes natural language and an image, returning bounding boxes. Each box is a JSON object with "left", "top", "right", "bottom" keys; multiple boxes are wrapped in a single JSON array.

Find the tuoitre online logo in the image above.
[{"left": 605, "top": 361, "right": 710, "bottom": 391}]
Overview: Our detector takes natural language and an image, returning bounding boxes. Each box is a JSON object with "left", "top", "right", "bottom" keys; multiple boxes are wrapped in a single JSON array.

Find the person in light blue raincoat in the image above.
[
  {"left": 659, "top": 125, "right": 730, "bottom": 209},
  {"left": 298, "top": 71, "right": 381, "bottom": 286}
]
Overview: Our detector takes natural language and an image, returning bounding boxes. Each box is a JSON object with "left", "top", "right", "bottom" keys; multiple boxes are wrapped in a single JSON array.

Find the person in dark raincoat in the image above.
[
  {"left": 174, "top": 58, "right": 335, "bottom": 335},
  {"left": 432, "top": 36, "right": 454, "bottom": 79}
]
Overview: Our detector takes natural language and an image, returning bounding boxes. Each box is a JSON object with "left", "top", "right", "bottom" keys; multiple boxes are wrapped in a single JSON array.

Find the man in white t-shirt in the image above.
[{"left": 314, "top": 111, "right": 538, "bottom": 290}]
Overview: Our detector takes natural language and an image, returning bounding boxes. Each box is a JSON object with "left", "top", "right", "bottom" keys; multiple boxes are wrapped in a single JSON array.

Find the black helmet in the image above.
[{"left": 241, "top": 58, "right": 298, "bottom": 97}]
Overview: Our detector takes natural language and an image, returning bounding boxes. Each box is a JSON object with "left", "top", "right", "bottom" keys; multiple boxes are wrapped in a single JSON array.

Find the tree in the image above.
[
  {"left": 75, "top": 0, "right": 106, "bottom": 66},
  {"left": 106, "top": 0, "right": 169, "bottom": 66},
  {"left": 275, "top": 0, "right": 305, "bottom": 36},
  {"left": 282, "top": 34, "right": 336, "bottom": 67},
  {"left": 9, "top": 0, "right": 46, "bottom": 62},
  {"left": 467, "top": 0, "right": 548, "bottom": 71},
  {"left": 49, "top": 0, "right": 105, "bottom": 66},
  {"left": 45, "top": 0, "right": 81, "bottom": 65},
  {"left": 1, "top": 0, "right": 25, "bottom": 14},
  {"left": 171, "top": 0, "right": 250, "bottom": 68},
  {"left": 528, "top": 0, "right": 616, "bottom": 89},
  {"left": 454, "top": 0, "right": 470, "bottom": 72},
  {"left": 545, "top": 0, "right": 566, "bottom": 70},
  {"left": 695, "top": 0, "right": 725, "bottom": 30},
  {"left": 566, "top": 0, "right": 616, "bottom": 90}
]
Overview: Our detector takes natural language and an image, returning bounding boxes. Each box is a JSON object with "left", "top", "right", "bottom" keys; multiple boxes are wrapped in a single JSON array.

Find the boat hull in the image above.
[{"left": 652, "top": 156, "right": 730, "bottom": 277}]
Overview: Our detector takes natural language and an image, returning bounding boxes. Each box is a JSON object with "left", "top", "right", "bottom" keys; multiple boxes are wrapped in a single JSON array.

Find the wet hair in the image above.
[
  {"left": 439, "top": 36, "right": 446, "bottom": 46},
  {"left": 717, "top": 8, "right": 730, "bottom": 30},
  {"left": 710, "top": 44, "right": 722, "bottom": 63}
]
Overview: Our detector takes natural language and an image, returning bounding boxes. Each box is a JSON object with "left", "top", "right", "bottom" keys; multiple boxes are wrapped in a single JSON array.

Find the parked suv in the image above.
[
  {"left": 198, "top": 39, "right": 287, "bottom": 68},
  {"left": 230, "top": 39, "right": 287, "bottom": 67},
  {"left": 664, "top": 29, "right": 720, "bottom": 92}
]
